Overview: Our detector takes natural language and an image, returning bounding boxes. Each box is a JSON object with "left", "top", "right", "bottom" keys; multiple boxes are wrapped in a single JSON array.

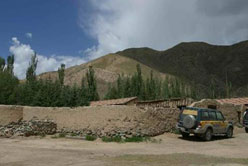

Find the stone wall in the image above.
[
  {"left": 190, "top": 99, "right": 245, "bottom": 124},
  {"left": 0, "top": 105, "right": 23, "bottom": 126}
]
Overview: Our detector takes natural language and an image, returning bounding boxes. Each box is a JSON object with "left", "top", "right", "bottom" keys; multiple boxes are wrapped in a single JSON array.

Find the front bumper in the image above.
[{"left": 176, "top": 124, "right": 206, "bottom": 134}]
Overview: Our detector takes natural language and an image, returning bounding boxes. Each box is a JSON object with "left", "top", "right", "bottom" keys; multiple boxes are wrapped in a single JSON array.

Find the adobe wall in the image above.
[
  {"left": 0, "top": 105, "right": 23, "bottom": 126},
  {"left": 0, "top": 105, "right": 180, "bottom": 136},
  {"left": 190, "top": 99, "right": 245, "bottom": 124},
  {"left": 23, "top": 105, "right": 142, "bottom": 131},
  {"left": 138, "top": 106, "right": 181, "bottom": 135}
]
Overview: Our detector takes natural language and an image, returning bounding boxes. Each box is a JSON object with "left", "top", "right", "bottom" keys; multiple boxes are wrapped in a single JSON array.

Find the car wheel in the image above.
[
  {"left": 181, "top": 132, "right": 190, "bottom": 138},
  {"left": 245, "top": 127, "right": 248, "bottom": 133},
  {"left": 226, "top": 127, "right": 233, "bottom": 138},
  {"left": 203, "top": 128, "right": 212, "bottom": 141}
]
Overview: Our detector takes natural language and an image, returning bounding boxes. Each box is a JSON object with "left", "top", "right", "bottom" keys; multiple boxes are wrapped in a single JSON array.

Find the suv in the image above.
[
  {"left": 176, "top": 107, "right": 233, "bottom": 141},
  {"left": 243, "top": 109, "right": 248, "bottom": 133}
]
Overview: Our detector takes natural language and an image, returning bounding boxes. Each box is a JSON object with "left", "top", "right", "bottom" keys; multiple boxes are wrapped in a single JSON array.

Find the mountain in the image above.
[
  {"left": 118, "top": 41, "right": 248, "bottom": 98},
  {"left": 38, "top": 53, "right": 168, "bottom": 98}
]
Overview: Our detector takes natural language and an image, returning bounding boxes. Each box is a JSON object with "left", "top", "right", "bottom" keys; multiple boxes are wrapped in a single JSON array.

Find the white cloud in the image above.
[
  {"left": 25, "top": 32, "right": 32, "bottom": 39},
  {"left": 79, "top": 0, "right": 248, "bottom": 59},
  {"left": 9, "top": 37, "right": 86, "bottom": 79}
]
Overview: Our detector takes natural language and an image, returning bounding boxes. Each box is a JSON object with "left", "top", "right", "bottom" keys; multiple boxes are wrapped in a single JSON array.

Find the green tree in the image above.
[
  {"left": 0, "top": 56, "right": 19, "bottom": 104},
  {"left": 0, "top": 57, "right": 5, "bottom": 71},
  {"left": 162, "top": 77, "right": 170, "bottom": 99},
  {"left": 86, "top": 66, "right": 99, "bottom": 101},
  {"left": 26, "top": 53, "right": 38, "bottom": 84},
  {"left": 6, "top": 55, "right": 14, "bottom": 75},
  {"left": 58, "top": 64, "right": 65, "bottom": 85}
]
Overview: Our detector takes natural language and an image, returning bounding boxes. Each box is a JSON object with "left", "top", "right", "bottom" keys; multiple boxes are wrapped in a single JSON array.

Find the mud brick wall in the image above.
[
  {"left": 0, "top": 105, "right": 23, "bottom": 126},
  {"left": 191, "top": 99, "right": 244, "bottom": 125}
]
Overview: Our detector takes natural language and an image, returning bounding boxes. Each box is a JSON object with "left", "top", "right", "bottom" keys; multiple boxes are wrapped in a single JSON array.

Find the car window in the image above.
[
  {"left": 244, "top": 111, "right": 248, "bottom": 120},
  {"left": 201, "top": 111, "right": 209, "bottom": 120},
  {"left": 216, "top": 112, "right": 224, "bottom": 121},
  {"left": 209, "top": 111, "right": 217, "bottom": 121}
]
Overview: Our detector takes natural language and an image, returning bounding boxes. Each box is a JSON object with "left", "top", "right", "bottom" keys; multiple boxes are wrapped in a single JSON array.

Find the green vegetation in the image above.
[
  {"left": 125, "top": 136, "right": 148, "bottom": 142},
  {"left": 101, "top": 135, "right": 161, "bottom": 143},
  {"left": 101, "top": 136, "right": 123, "bottom": 143},
  {"left": 0, "top": 53, "right": 99, "bottom": 107},
  {"left": 85, "top": 135, "right": 97, "bottom": 141},
  {"left": 105, "top": 64, "right": 194, "bottom": 100},
  {"left": 2, "top": 41, "right": 248, "bottom": 105},
  {"left": 118, "top": 41, "right": 248, "bottom": 98}
]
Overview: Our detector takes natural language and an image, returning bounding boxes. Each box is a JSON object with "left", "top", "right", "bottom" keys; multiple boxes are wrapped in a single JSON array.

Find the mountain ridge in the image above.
[{"left": 117, "top": 40, "right": 248, "bottom": 98}]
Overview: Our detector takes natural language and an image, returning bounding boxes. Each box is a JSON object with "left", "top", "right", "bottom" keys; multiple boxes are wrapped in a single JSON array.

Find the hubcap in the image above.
[{"left": 206, "top": 131, "right": 211, "bottom": 140}]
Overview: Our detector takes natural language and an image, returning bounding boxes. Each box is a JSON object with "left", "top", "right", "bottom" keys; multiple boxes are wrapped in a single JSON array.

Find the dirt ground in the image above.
[{"left": 0, "top": 128, "right": 247, "bottom": 166}]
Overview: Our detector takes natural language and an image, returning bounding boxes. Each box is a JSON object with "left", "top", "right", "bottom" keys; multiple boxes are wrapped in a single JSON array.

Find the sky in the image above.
[{"left": 0, "top": 0, "right": 248, "bottom": 79}]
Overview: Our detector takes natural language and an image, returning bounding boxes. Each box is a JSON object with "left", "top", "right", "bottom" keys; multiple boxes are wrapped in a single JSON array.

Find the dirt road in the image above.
[{"left": 0, "top": 129, "right": 247, "bottom": 166}]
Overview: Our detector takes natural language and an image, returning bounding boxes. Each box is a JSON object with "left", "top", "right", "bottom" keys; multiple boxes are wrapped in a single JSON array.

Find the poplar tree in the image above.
[
  {"left": 86, "top": 66, "right": 99, "bottom": 101},
  {"left": 26, "top": 53, "right": 38, "bottom": 84},
  {"left": 6, "top": 55, "right": 14, "bottom": 75},
  {"left": 58, "top": 64, "right": 65, "bottom": 86},
  {"left": 0, "top": 57, "right": 5, "bottom": 71}
]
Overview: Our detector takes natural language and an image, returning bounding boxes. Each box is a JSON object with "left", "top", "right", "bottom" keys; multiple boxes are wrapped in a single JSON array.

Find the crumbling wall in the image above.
[
  {"left": 0, "top": 105, "right": 180, "bottom": 137},
  {"left": 190, "top": 99, "right": 243, "bottom": 124},
  {"left": 0, "top": 105, "right": 23, "bottom": 126},
  {"left": 137, "top": 106, "right": 180, "bottom": 136},
  {"left": 23, "top": 106, "right": 142, "bottom": 131}
]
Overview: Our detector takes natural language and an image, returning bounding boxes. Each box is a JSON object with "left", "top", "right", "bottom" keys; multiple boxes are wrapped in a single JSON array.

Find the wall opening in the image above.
[{"left": 208, "top": 105, "right": 217, "bottom": 109}]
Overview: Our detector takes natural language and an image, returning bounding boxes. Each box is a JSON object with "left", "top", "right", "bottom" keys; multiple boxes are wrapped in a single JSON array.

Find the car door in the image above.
[
  {"left": 216, "top": 111, "right": 226, "bottom": 133},
  {"left": 208, "top": 111, "right": 219, "bottom": 134}
]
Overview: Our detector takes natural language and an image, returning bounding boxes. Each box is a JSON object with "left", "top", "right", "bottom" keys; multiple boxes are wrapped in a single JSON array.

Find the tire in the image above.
[
  {"left": 226, "top": 127, "right": 233, "bottom": 138},
  {"left": 203, "top": 128, "right": 212, "bottom": 141},
  {"left": 181, "top": 132, "right": 190, "bottom": 138},
  {"left": 245, "top": 127, "right": 248, "bottom": 133},
  {"left": 183, "top": 115, "right": 196, "bottom": 129}
]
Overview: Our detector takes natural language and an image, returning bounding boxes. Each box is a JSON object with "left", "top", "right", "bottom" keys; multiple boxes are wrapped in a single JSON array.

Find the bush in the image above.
[
  {"left": 101, "top": 136, "right": 123, "bottom": 143},
  {"left": 59, "top": 133, "right": 66, "bottom": 138},
  {"left": 125, "top": 136, "right": 146, "bottom": 142},
  {"left": 85, "top": 135, "right": 97, "bottom": 141}
]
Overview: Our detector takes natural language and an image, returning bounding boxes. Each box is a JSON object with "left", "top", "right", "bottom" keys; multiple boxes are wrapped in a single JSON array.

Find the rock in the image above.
[{"left": 0, "top": 119, "right": 57, "bottom": 138}]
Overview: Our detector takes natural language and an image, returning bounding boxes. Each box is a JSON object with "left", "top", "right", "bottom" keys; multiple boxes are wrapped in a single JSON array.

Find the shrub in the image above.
[
  {"left": 51, "top": 133, "right": 66, "bottom": 139},
  {"left": 101, "top": 136, "right": 123, "bottom": 143},
  {"left": 59, "top": 133, "right": 66, "bottom": 138},
  {"left": 85, "top": 135, "right": 97, "bottom": 141},
  {"left": 125, "top": 136, "right": 145, "bottom": 142}
]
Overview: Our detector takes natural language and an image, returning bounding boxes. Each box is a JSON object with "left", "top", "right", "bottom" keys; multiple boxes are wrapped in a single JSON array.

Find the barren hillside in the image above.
[{"left": 38, "top": 54, "right": 168, "bottom": 98}]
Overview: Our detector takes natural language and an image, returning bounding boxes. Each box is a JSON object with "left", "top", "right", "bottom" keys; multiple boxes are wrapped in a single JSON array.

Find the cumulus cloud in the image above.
[
  {"left": 25, "top": 32, "right": 32, "bottom": 39},
  {"left": 79, "top": 0, "right": 248, "bottom": 59},
  {"left": 9, "top": 37, "right": 85, "bottom": 79}
]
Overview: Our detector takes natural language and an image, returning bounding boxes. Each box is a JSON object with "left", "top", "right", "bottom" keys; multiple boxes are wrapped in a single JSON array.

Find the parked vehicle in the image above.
[
  {"left": 176, "top": 107, "right": 233, "bottom": 141},
  {"left": 243, "top": 109, "right": 248, "bottom": 133}
]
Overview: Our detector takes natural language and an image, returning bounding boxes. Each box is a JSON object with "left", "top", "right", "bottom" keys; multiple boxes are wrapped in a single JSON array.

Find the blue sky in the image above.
[
  {"left": 0, "top": 0, "right": 247, "bottom": 78},
  {"left": 0, "top": 0, "right": 95, "bottom": 59}
]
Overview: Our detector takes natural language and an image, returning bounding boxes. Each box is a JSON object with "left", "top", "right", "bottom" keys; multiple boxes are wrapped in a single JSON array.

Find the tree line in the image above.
[
  {"left": 0, "top": 54, "right": 99, "bottom": 107},
  {"left": 0, "top": 54, "right": 235, "bottom": 107},
  {"left": 104, "top": 64, "right": 197, "bottom": 100}
]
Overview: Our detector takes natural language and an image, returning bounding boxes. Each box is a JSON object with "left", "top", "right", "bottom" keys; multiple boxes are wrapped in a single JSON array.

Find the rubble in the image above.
[{"left": 0, "top": 118, "right": 57, "bottom": 138}]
